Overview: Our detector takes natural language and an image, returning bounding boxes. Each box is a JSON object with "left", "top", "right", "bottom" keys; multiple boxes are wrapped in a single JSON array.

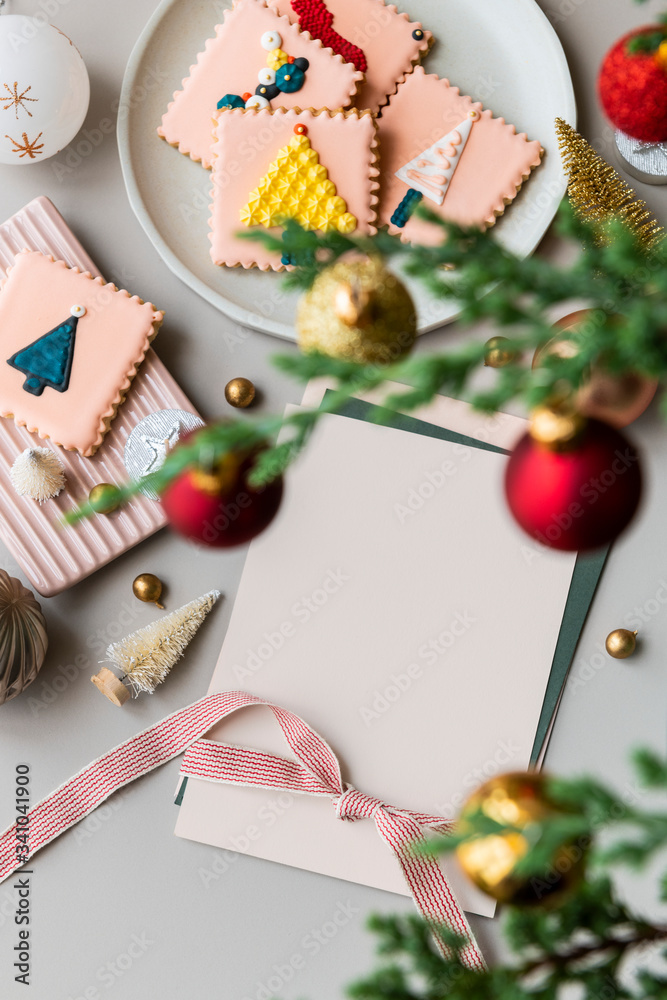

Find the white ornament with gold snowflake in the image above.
[{"left": 0, "top": 15, "right": 89, "bottom": 165}]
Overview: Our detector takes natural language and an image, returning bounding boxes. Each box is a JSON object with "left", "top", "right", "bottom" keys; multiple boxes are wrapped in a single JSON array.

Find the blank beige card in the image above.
[{"left": 176, "top": 400, "right": 577, "bottom": 918}]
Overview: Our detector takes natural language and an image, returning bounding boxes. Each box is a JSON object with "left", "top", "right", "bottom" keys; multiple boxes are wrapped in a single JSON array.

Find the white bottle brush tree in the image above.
[
  {"left": 103, "top": 591, "right": 220, "bottom": 697},
  {"left": 10, "top": 447, "right": 65, "bottom": 503}
]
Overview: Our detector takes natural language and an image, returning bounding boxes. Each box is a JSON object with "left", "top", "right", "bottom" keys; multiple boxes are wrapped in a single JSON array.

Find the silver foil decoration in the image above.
[
  {"left": 615, "top": 130, "right": 667, "bottom": 185},
  {"left": 123, "top": 409, "right": 205, "bottom": 500}
]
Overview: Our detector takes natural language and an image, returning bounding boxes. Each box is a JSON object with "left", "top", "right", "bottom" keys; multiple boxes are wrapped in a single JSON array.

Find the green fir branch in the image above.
[
  {"left": 63, "top": 199, "right": 667, "bottom": 523},
  {"left": 349, "top": 750, "right": 667, "bottom": 1000}
]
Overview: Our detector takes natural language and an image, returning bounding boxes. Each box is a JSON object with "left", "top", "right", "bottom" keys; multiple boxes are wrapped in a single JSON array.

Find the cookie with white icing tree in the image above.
[
  {"left": 158, "top": 0, "right": 363, "bottom": 169},
  {"left": 0, "top": 251, "right": 163, "bottom": 457},
  {"left": 377, "top": 67, "right": 544, "bottom": 242},
  {"left": 268, "top": 0, "right": 430, "bottom": 112},
  {"left": 209, "top": 107, "right": 378, "bottom": 270}
]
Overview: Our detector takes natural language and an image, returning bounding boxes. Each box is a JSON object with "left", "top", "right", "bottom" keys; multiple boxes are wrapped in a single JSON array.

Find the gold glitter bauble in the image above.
[
  {"left": 529, "top": 404, "right": 586, "bottom": 451},
  {"left": 532, "top": 310, "right": 658, "bottom": 429},
  {"left": 132, "top": 573, "right": 165, "bottom": 609},
  {"left": 296, "top": 258, "right": 417, "bottom": 365},
  {"left": 456, "top": 772, "right": 586, "bottom": 906},
  {"left": 225, "top": 377, "right": 256, "bottom": 409},
  {"left": 484, "top": 336, "right": 517, "bottom": 369},
  {"left": 605, "top": 628, "right": 637, "bottom": 659},
  {"left": 89, "top": 483, "right": 121, "bottom": 515},
  {"left": 556, "top": 118, "right": 664, "bottom": 251}
]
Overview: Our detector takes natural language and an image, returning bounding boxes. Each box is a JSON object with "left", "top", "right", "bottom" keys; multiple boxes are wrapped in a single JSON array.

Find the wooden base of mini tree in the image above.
[{"left": 91, "top": 667, "right": 130, "bottom": 707}]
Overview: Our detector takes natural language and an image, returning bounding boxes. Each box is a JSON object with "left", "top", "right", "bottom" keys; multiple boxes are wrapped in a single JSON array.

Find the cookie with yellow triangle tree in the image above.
[{"left": 208, "top": 109, "right": 378, "bottom": 271}]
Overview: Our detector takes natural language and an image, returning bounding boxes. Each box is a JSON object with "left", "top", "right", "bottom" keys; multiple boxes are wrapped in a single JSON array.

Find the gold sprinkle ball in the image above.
[
  {"left": 132, "top": 573, "right": 165, "bottom": 609},
  {"left": 605, "top": 628, "right": 637, "bottom": 659},
  {"left": 296, "top": 257, "right": 417, "bottom": 365},
  {"left": 89, "top": 482, "right": 121, "bottom": 515},
  {"left": 484, "top": 336, "right": 517, "bottom": 369},
  {"left": 225, "top": 377, "right": 256, "bottom": 409}
]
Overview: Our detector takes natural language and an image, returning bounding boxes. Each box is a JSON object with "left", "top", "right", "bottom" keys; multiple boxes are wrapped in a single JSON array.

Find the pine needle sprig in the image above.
[
  {"left": 64, "top": 198, "right": 667, "bottom": 522},
  {"left": 350, "top": 750, "right": 667, "bottom": 1000}
]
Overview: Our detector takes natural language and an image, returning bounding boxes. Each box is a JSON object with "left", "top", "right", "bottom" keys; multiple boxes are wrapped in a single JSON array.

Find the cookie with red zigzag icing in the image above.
[{"left": 268, "top": 0, "right": 430, "bottom": 111}]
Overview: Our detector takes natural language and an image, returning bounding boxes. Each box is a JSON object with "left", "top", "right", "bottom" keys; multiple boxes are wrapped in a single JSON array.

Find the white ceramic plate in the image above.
[{"left": 118, "top": 0, "right": 576, "bottom": 340}]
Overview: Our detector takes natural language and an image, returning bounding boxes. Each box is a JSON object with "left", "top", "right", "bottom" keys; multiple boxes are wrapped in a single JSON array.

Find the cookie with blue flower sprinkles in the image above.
[
  {"left": 268, "top": 0, "right": 431, "bottom": 111},
  {"left": 158, "top": 0, "right": 363, "bottom": 169}
]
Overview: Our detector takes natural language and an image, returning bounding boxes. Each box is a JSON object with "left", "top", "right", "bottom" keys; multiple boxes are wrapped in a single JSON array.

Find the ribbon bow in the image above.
[{"left": 0, "top": 691, "right": 484, "bottom": 971}]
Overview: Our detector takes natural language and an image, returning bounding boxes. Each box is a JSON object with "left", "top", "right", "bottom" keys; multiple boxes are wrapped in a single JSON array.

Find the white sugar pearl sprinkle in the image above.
[
  {"left": 260, "top": 30, "right": 281, "bottom": 50},
  {"left": 245, "top": 95, "right": 270, "bottom": 110}
]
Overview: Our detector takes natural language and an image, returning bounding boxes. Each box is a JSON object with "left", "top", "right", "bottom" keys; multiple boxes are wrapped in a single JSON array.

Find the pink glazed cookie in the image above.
[
  {"left": 209, "top": 107, "right": 378, "bottom": 270},
  {"left": 158, "top": 0, "right": 363, "bottom": 169},
  {"left": 0, "top": 252, "right": 163, "bottom": 457},
  {"left": 268, "top": 0, "right": 431, "bottom": 112},
  {"left": 377, "top": 67, "right": 544, "bottom": 242}
]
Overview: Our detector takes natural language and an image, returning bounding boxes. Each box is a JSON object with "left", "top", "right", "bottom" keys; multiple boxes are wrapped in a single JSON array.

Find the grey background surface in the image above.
[{"left": 0, "top": 1, "right": 666, "bottom": 998}]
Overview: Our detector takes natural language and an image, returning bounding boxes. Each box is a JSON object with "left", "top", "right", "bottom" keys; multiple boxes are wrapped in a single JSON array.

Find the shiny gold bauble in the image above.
[
  {"left": 89, "top": 483, "right": 121, "bottom": 515},
  {"left": 132, "top": 573, "right": 165, "bottom": 609},
  {"left": 456, "top": 772, "right": 586, "bottom": 906},
  {"left": 532, "top": 310, "right": 658, "bottom": 429},
  {"left": 225, "top": 377, "right": 256, "bottom": 409},
  {"left": 296, "top": 258, "right": 417, "bottom": 365},
  {"left": 484, "top": 336, "right": 517, "bottom": 369},
  {"left": 605, "top": 628, "right": 637, "bottom": 659},
  {"left": 529, "top": 404, "right": 586, "bottom": 451}
]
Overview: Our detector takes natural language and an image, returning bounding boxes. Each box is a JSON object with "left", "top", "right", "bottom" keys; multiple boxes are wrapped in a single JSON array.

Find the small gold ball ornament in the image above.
[
  {"left": 605, "top": 628, "right": 637, "bottom": 659},
  {"left": 484, "top": 337, "right": 517, "bottom": 369},
  {"left": 297, "top": 257, "right": 417, "bottom": 365},
  {"left": 132, "top": 573, "right": 165, "bottom": 609},
  {"left": 225, "top": 377, "right": 256, "bottom": 409},
  {"left": 456, "top": 772, "right": 586, "bottom": 906},
  {"left": 89, "top": 483, "right": 121, "bottom": 515}
]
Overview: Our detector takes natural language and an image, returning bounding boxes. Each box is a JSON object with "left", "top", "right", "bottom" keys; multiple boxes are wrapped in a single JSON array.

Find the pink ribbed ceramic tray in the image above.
[{"left": 0, "top": 196, "right": 200, "bottom": 597}]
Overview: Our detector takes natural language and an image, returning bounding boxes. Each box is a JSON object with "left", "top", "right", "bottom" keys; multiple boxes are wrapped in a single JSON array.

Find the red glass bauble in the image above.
[
  {"left": 505, "top": 420, "right": 642, "bottom": 551},
  {"left": 598, "top": 28, "right": 667, "bottom": 143},
  {"left": 162, "top": 445, "right": 283, "bottom": 548}
]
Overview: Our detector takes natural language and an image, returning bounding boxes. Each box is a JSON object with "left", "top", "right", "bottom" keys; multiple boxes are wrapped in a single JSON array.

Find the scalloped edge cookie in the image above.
[
  {"left": 158, "top": 0, "right": 364, "bottom": 169},
  {"left": 377, "top": 67, "right": 544, "bottom": 242},
  {"left": 208, "top": 106, "right": 379, "bottom": 271},
  {"left": 0, "top": 251, "right": 164, "bottom": 457},
  {"left": 268, "top": 0, "right": 431, "bottom": 112}
]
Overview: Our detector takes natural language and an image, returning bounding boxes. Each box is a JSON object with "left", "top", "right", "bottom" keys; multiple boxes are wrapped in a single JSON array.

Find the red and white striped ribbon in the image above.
[{"left": 0, "top": 690, "right": 484, "bottom": 971}]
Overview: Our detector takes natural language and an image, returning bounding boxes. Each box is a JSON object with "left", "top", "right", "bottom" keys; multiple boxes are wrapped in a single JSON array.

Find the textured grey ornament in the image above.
[
  {"left": 614, "top": 130, "right": 667, "bottom": 186},
  {"left": 0, "top": 570, "right": 48, "bottom": 705},
  {"left": 123, "top": 409, "right": 205, "bottom": 500}
]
